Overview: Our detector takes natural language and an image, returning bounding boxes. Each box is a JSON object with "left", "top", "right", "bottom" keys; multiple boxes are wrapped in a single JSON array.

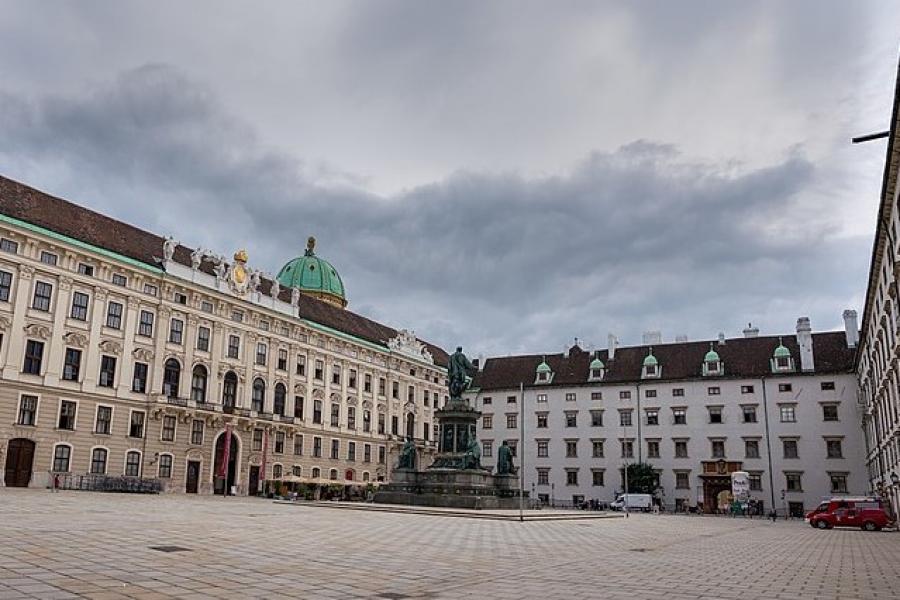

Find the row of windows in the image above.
[
  {"left": 50, "top": 444, "right": 154, "bottom": 477},
  {"left": 249, "top": 429, "right": 389, "bottom": 463},
  {"left": 0, "top": 241, "right": 136, "bottom": 288}
]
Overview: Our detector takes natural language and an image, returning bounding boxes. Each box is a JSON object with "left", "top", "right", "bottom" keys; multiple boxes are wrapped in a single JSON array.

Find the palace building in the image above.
[
  {"left": 468, "top": 319, "right": 865, "bottom": 516},
  {"left": 0, "top": 175, "right": 449, "bottom": 494}
]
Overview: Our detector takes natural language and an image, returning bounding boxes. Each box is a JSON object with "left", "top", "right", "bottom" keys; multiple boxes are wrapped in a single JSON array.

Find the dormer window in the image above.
[
  {"left": 535, "top": 357, "right": 554, "bottom": 385},
  {"left": 642, "top": 349, "right": 661, "bottom": 379},
  {"left": 588, "top": 355, "right": 605, "bottom": 381},
  {"left": 770, "top": 338, "right": 795, "bottom": 373},
  {"left": 702, "top": 344, "right": 724, "bottom": 376}
]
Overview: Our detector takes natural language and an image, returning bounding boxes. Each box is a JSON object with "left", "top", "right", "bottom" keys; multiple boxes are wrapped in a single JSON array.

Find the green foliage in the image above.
[{"left": 625, "top": 463, "right": 659, "bottom": 494}]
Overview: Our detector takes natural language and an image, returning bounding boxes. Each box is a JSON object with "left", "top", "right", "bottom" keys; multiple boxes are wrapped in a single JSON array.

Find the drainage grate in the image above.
[
  {"left": 149, "top": 545, "right": 192, "bottom": 553},
  {"left": 376, "top": 594, "right": 411, "bottom": 600},
  {"left": 628, "top": 548, "right": 649, "bottom": 552}
]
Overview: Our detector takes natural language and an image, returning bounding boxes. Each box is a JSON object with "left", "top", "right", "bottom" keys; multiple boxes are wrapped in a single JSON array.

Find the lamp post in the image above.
[{"left": 890, "top": 472, "right": 900, "bottom": 526}]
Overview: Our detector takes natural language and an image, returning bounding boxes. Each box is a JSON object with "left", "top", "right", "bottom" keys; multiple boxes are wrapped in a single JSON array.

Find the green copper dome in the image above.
[
  {"left": 643, "top": 351, "right": 658, "bottom": 367},
  {"left": 589, "top": 357, "right": 605, "bottom": 370},
  {"left": 276, "top": 237, "right": 347, "bottom": 308},
  {"left": 704, "top": 348, "right": 720, "bottom": 362},
  {"left": 773, "top": 339, "right": 791, "bottom": 358},
  {"left": 536, "top": 360, "right": 552, "bottom": 373}
]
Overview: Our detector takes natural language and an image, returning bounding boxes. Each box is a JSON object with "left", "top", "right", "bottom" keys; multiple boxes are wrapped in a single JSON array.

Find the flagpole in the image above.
[{"left": 519, "top": 381, "right": 525, "bottom": 522}]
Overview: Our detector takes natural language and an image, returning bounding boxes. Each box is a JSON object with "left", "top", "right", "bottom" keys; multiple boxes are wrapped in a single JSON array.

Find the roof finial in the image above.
[{"left": 305, "top": 236, "right": 316, "bottom": 256}]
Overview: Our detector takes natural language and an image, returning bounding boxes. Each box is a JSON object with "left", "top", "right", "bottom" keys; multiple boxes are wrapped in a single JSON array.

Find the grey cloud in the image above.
[{"left": 0, "top": 65, "right": 870, "bottom": 356}]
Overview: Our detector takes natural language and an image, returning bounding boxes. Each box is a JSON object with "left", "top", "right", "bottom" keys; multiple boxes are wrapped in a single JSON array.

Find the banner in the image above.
[
  {"left": 260, "top": 429, "right": 269, "bottom": 492},
  {"left": 217, "top": 424, "right": 232, "bottom": 479},
  {"left": 731, "top": 470, "right": 750, "bottom": 503}
]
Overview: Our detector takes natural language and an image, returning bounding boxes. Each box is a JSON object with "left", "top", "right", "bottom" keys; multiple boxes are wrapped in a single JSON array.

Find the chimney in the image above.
[
  {"left": 742, "top": 323, "right": 759, "bottom": 338},
  {"left": 796, "top": 317, "right": 815, "bottom": 372},
  {"left": 563, "top": 344, "right": 570, "bottom": 359},
  {"left": 675, "top": 334, "right": 688, "bottom": 343},
  {"left": 477, "top": 353, "right": 485, "bottom": 372},
  {"left": 642, "top": 331, "right": 662, "bottom": 345},
  {"left": 608, "top": 333, "right": 618, "bottom": 361},
  {"left": 717, "top": 332, "right": 726, "bottom": 345},
  {"left": 843, "top": 310, "right": 859, "bottom": 348}
]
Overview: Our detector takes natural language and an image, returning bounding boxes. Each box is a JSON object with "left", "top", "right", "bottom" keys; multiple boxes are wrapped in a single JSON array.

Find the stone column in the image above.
[
  {"left": 243, "top": 332, "right": 257, "bottom": 408},
  {"left": 121, "top": 297, "right": 140, "bottom": 396},
  {"left": 42, "top": 275, "right": 73, "bottom": 387},
  {"left": 3, "top": 265, "right": 34, "bottom": 378},
  {"left": 210, "top": 322, "right": 225, "bottom": 405},
  {"left": 150, "top": 306, "right": 171, "bottom": 395},
  {"left": 183, "top": 316, "right": 198, "bottom": 400},
  {"left": 80, "top": 287, "right": 108, "bottom": 391}
]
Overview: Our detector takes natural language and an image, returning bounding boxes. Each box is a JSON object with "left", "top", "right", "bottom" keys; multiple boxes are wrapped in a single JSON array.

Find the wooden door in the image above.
[
  {"left": 186, "top": 460, "right": 200, "bottom": 494},
  {"left": 4, "top": 438, "right": 35, "bottom": 487},
  {"left": 249, "top": 466, "right": 260, "bottom": 496}
]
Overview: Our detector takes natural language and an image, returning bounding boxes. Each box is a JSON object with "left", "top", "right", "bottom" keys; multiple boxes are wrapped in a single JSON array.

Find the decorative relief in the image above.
[
  {"left": 293, "top": 383, "right": 306, "bottom": 394},
  {"left": 133, "top": 347, "right": 155, "bottom": 361},
  {"left": 58, "top": 276, "right": 74, "bottom": 290},
  {"left": 63, "top": 331, "right": 89, "bottom": 348},
  {"left": 23, "top": 323, "right": 51, "bottom": 340},
  {"left": 93, "top": 287, "right": 108, "bottom": 300},
  {"left": 98, "top": 339, "right": 124, "bottom": 355},
  {"left": 0, "top": 314, "right": 11, "bottom": 330},
  {"left": 18, "top": 265, "right": 34, "bottom": 279}
]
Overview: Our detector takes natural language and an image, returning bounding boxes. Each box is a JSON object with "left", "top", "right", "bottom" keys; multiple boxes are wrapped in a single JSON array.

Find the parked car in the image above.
[
  {"left": 610, "top": 494, "right": 653, "bottom": 512},
  {"left": 805, "top": 497, "right": 893, "bottom": 531}
]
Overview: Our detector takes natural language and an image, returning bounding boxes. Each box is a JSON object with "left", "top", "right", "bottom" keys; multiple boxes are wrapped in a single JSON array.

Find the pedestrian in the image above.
[
  {"left": 769, "top": 509, "right": 777, "bottom": 522},
  {"left": 53, "top": 473, "right": 60, "bottom": 493}
]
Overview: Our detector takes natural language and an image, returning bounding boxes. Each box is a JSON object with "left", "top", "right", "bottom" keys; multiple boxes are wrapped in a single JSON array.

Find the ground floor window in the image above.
[
  {"left": 53, "top": 445, "right": 71, "bottom": 472},
  {"left": 158, "top": 454, "right": 173, "bottom": 478},
  {"left": 90, "top": 448, "right": 108, "bottom": 474},
  {"left": 125, "top": 451, "right": 141, "bottom": 477}
]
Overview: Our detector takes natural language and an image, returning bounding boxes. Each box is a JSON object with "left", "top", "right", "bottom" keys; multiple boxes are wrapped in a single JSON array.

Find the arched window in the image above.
[
  {"left": 252, "top": 378, "right": 266, "bottom": 412},
  {"left": 273, "top": 383, "right": 286, "bottom": 416},
  {"left": 362, "top": 471, "right": 370, "bottom": 482},
  {"left": 124, "top": 450, "right": 142, "bottom": 477},
  {"left": 90, "top": 448, "right": 108, "bottom": 474},
  {"left": 311, "top": 467, "right": 321, "bottom": 478},
  {"left": 329, "top": 468, "right": 338, "bottom": 481},
  {"left": 191, "top": 365, "right": 208, "bottom": 403},
  {"left": 163, "top": 359, "right": 181, "bottom": 398},
  {"left": 52, "top": 443, "right": 72, "bottom": 472},
  {"left": 273, "top": 464, "right": 283, "bottom": 479},
  {"left": 223, "top": 371, "right": 237, "bottom": 407}
]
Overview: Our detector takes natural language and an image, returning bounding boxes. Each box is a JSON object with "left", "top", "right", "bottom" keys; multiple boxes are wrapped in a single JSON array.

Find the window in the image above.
[
  {"left": 590, "top": 410, "right": 603, "bottom": 427},
  {"left": 647, "top": 440, "right": 660, "bottom": 458},
  {"left": 391, "top": 415, "right": 398, "bottom": 435},
  {"left": 293, "top": 465, "right": 303, "bottom": 477},
  {"left": 619, "top": 410, "right": 632, "bottom": 427},
  {"left": 674, "top": 440, "right": 688, "bottom": 458},
  {"left": 378, "top": 377, "right": 386, "bottom": 396},
  {"left": 125, "top": 451, "right": 141, "bottom": 477},
  {"left": 707, "top": 386, "right": 720, "bottom": 396},
  {"left": 348, "top": 368, "right": 357, "bottom": 388},
  {"left": 711, "top": 440, "right": 725, "bottom": 458},
  {"left": 231, "top": 310, "right": 243, "bottom": 323},
  {"left": 191, "top": 419, "right": 204, "bottom": 445},
  {"left": 17, "top": 395, "right": 37, "bottom": 426},
  {"left": 58, "top": 400, "right": 76, "bottom": 430},
  {"left": 672, "top": 388, "right": 684, "bottom": 397},
  {"left": 53, "top": 445, "right": 71, "bottom": 472},
  {"left": 158, "top": 454, "right": 173, "bottom": 478},
  {"left": 129, "top": 411, "right": 145, "bottom": 438},
  {"left": 173, "top": 292, "right": 187, "bottom": 305},
  {"left": 621, "top": 440, "right": 634, "bottom": 458},
  {"left": 745, "top": 439, "right": 760, "bottom": 458},
  {"left": 741, "top": 385, "right": 754, "bottom": 394},
  {"left": 619, "top": 391, "right": 631, "bottom": 400},
  {"left": 275, "top": 432, "right": 285, "bottom": 454},
  {"left": 95, "top": 406, "right": 112, "bottom": 434},
  {"left": 227, "top": 335, "right": 240, "bottom": 359},
  {"left": 99, "top": 355, "right": 116, "bottom": 387},
  {"left": 537, "top": 394, "right": 547, "bottom": 403},
  {"left": 708, "top": 407, "right": 723, "bottom": 424},
  {"left": 78, "top": 263, "right": 94, "bottom": 276},
  {"left": 536, "top": 413, "right": 548, "bottom": 428},
  {"left": 566, "top": 470, "right": 579, "bottom": 486},
  {"left": 829, "top": 473, "right": 848, "bottom": 493},
  {"left": 364, "top": 444, "right": 372, "bottom": 463},
  {"left": 32, "top": 281, "right": 53, "bottom": 311},
  {"left": 163, "top": 359, "right": 181, "bottom": 398},
  {"left": 822, "top": 404, "right": 839, "bottom": 422},
  {"left": 826, "top": 439, "right": 843, "bottom": 459},
  {"left": 592, "top": 439, "right": 604, "bottom": 458},
  {"left": 785, "top": 472, "right": 802, "bottom": 492},
  {"left": 780, "top": 405, "right": 796, "bottom": 423},
  {"left": 313, "top": 400, "right": 323, "bottom": 424},
  {"left": 252, "top": 429, "right": 263, "bottom": 451},
  {"left": 742, "top": 406, "right": 757, "bottom": 423},
  {"left": 0, "top": 270, "right": 11, "bottom": 301},
  {"left": 561, "top": 411, "right": 576, "bottom": 427},
  {"left": 197, "top": 327, "right": 210, "bottom": 352},
  {"left": 347, "top": 406, "right": 357, "bottom": 430},
  {"left": 821, "top": 381, "right": 835, "bottom": 391},
  {"left": 537, "top": 440, "right": 549, "bottom": 457},
  {"left": 39, "top": 250, "right": 57, "bottom": 265},
  {"left": 673, "top": 408, "right": 687, "bottom": 425},
  {"left": 191, "top": 365, "right": 208, "bottom": 403},
  {"left": 256, "top": 343, "right": 267, "bottom": 366},
  {"left": 106, "top": 301, "right": 123, "bottom": 329},
  {"left": 138, "top": 310, "right": 154, "bottom": 337},
  {"left": 70, "top": 291, "right": 89, "bottom": 320},
  {"left": 312, "top": 467, "right": 321, "bottom": 478},
  {"left": 132, "top": 362, "right": 148, "bottom": 393},
  {"left": 782, "top": 439, "right": 798, "bottom": 459},
  {"left": 277, "top": 349, "right": 288, "bottom": 371},
  {"left": 252, "top": 379, "right": 265, "bottom": 412},
  {"left": 378, "top": 446, "right": 386, "bottom": 464},
  {"left": 330, "top": 403, "right": 340, "bottom": 427},
  {"left": 332, "top": 364, "right": 342, "bottom": 385},
  {"left": 296, "top": 355, "right": 306, "bottom": 376},
  {"left": 645, "top": 389, "right": 657, "bottom": 398},
  {"left": 778, "top": 383, "right": 793, "bottom": 393},
  {"left": 346, "top": 441, "right": 356, "bottom": 461},
  {"left": 749, "top": 473, "right": 762, "bottom": 491},
  {"left": 143, "top": 283, "right": 158, "bottom": 296},
  {"left": 482, "top": 414, "right": 493, "bottom": 430},
  {"left": 90, "top": 448, "right": 108, "bottom": 474},
  {"left": 0, "top": 238, "right": 18, "bottom": 253},
  {"left": 537, "top": 469, "right": 550, "bottom": 486},
  {"left": 565, "top": 393, "right": 576, "bottom": 402},
  {"left": 592, "top": 470, "right": 605, "bottom": 486},
  {"left": 331, "top": 439, "right": 340, "bottom": 459},
  {"left": 273, "top": 383, "right": 286, "bottom": 416},
  {"left": 645, "top": 410, "right": 658, "bottom": 426},
  {"left": 377, "top": 412, "right": 385, "bottom": 434},
  {"left": 162, "top": 415, "right": 176, "bottom": 441},
  {"left": 591, "top": 392, "right": 602, "bottom": 400},
  {"left": 482, "top": 440, "right": 493, "bottom": 458},
  {"left": 565, "top": 440, "right": 578, "bottom": 458},
  {"left": 201, "top": 300, "right": 214, "bottom": 313},
  {"left": 294, "top": 435, "right": 304, "bottom": 456},
  {"left": 675, "top": 472, "right": 690, "bottom": 489},
  {"left": 315, "top": 360, "right": 324, "bottom": 381},
  {"left": 499, "top": 413, "right": 514, "bottom": 429},
  {"left": 62, "top": 348, "right": 82, "bottom": 381},
  {"left": 363, "top": 373, "right": 372, "bottom": 393},
  {"left": 295, "top": 396, "right": 305, "bottom": 420},
  {"left": 112, "top": 273, "right": 127, "bottom": 287}
]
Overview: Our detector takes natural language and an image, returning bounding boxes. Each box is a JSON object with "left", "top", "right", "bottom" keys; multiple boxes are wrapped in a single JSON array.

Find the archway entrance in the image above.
[
  {"left": 213, "top": 433, "right": 239, "bottom": 495},
  {"left": 4, "top": 438, "right": 35, "bottom": 487}
]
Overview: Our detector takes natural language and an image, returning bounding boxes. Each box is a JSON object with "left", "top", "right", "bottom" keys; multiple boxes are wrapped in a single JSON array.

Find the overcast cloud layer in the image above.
[{"left": 0, "top": 2, "right": 897, "bottom": 355}]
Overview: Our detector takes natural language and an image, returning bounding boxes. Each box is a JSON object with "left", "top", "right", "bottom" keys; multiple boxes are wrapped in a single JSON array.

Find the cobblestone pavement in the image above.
[{"left": 1, "top": 489, "right": 899, "bottom": 599}]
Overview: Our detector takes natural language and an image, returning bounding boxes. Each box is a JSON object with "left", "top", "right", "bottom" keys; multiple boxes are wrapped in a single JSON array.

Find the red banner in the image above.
[
  {"left": 217, "top": 424, "right": 232, "bottom": 479},
  {"left": 259, "top": 429, "right": 269, "bottom": 492}
]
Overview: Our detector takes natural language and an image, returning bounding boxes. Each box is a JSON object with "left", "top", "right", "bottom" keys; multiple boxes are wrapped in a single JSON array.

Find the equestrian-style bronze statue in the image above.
[{"left": 448, "top": 346, "right": 475, "bottom": 402}]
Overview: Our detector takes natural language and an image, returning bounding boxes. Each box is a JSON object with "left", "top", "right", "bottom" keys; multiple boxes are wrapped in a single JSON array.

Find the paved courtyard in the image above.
[{"left": 1, "top": 489, "right": 899, "bottom": 599}]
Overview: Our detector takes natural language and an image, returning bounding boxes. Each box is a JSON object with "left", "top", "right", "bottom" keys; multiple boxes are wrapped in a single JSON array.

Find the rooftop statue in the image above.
[{"left": 448, "top": 346, "right": 475, "bottom": 403}]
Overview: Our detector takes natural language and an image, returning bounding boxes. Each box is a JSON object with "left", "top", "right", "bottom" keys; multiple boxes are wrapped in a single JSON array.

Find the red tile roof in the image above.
[
  {"left": 472, "top": 332, "right": 856, "bottom": 391},
  {"left": 0, "top": 175, "right": 449, "bottom": 366}
]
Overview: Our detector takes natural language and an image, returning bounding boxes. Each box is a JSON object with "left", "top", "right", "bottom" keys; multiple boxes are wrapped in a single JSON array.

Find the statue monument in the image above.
[{"left": 375, "top": 346, "right": 527, "bottom": 509}]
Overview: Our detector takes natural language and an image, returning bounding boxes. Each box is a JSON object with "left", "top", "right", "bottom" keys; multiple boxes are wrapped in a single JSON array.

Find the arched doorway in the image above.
[
  {"left": 213, "top": 432, "right": 239, "bottom": 495},
  {"left": 405, "top": 413, "right": 415, "bottom": 439},
  {"left": 4, "top": 438, "right": 36, "bottom": 487}
]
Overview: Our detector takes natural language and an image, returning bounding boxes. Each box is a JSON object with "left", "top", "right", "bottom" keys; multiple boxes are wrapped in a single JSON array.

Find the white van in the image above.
[{"left": 610, "top": 494, "right": 653, "bottom": 512}]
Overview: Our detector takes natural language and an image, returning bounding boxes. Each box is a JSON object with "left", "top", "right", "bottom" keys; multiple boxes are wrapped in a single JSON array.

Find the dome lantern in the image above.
[{"left": 276, "top": 237, "right": 347, "bottom": 308}]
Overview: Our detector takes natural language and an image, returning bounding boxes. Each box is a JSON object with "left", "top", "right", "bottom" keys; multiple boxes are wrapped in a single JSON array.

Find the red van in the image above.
[{"left": 806, "top": 497, "right": 893, "bottom": 531}]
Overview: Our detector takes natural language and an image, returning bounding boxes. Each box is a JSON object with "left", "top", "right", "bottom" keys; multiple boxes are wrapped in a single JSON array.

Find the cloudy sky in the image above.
[{"left": 0, "top": 1, "right": 898, "bottom": 356}]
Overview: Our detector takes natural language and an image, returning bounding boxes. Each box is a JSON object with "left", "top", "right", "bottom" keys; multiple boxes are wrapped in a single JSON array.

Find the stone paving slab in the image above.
[{"left": 1, "top": 488, "right": 899, "bottom": 599}]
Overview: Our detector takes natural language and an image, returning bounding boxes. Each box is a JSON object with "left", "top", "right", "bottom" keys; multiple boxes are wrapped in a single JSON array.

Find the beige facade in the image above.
[{"left": 0, "top": 212, "right": 447, "bottom": 494}]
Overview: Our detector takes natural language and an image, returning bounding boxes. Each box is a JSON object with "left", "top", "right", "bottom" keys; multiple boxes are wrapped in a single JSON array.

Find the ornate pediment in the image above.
[
  {"left": 404, "top": 399, "right": 416, "bottom": 414},
  {"left": 24, "top": 322, "right": 51, "bottom": 340}
]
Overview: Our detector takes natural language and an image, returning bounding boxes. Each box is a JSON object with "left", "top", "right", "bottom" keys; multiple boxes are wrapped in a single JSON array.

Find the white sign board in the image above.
[{"left": 731, "top": 471, "right": 750, "bottom": 502}]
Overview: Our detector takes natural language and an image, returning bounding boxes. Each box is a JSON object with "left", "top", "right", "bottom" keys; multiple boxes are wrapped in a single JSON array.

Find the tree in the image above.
[{"left": 625, "top": 463, "right": 658, "bottom": 494}]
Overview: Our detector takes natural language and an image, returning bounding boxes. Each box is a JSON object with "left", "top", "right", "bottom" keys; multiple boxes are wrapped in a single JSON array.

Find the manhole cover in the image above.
[{"left": 149, "top": 546, "right": 192, "bottom": 553}]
